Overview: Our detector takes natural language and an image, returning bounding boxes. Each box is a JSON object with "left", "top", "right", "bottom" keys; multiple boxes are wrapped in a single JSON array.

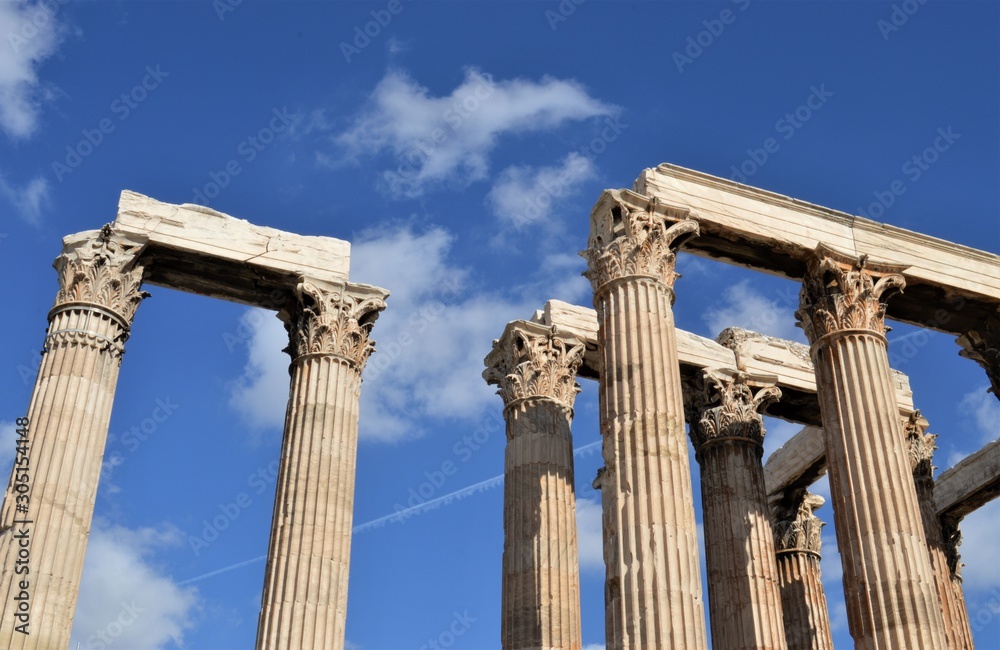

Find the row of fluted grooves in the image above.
[
  {"left": 772, "top": 491, "right": 834, "bottom": 650},
  {"left": 256, "top": 354, "right": 360, "bottom": 649},
  {"left": 501, "top": 399, "right": 582, "bottom": 650},
  {"left": 595, "top": 276, "right": 707, "bottom": 650},
  {"left": 695, "top": 427, "right": 787, "bottom": 648},
  {"left": 812, "top": 332, "right": 948, "bottom": 648}
]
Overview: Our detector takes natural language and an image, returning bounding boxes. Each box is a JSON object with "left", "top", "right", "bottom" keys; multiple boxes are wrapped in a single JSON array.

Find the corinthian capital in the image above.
[
  {"left": 903, "top": 410, "right": 937, "bottom": 479},
  {"left": 483, "top": 320, "right": 584, "bottom": 409},
  {"left": 280, "top": 278, "right": 388, "bottom": 368},
  {"left": 53, "top": 224, "right": 149, "bottom": 325},
  {"left": 580, "top": 189, "right": 699, "bottom": 295},
  {"left": 795, "top": 244, "right": 907, "bottom": 344},
  {"left": 690, "top": 371, "right": 781, "bottom": 454},
  {"left": 773, "top": 491, "right": 826, "bottom": 555},
  {"left": 957, "top": 309, "right": 1000, "bottom": 398}
]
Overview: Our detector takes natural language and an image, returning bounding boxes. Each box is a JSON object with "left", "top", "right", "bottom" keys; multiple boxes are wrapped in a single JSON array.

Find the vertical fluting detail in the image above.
[
  {"left": 484, "top": 321, "right": 585, "bottom": 650},
  {"left": 772, "top": 491, "right": 834, "bottom": 650},
  {"left": 690, "top": 372, "right": 786, "bottom": 650},
  {"left": 256, "top": 278, "right": 387, "bottom": 650},
  {"left": 940, "top": 515, "right": 975, "bottom": 649},
  {"left": 0, "top": 226, "right": 148, "bottom": 649},
  {"left": 956, "top": 308, "right": 1000, "bottom": 399},
  {"left": 905, "top": 413, "right": 974, "bottom": 649},
  {"left": 580, "top": 193, "right": 707, "bottom": 650},
  {"left": 796, "top": 245, "right": 948, "bottom": 649}
]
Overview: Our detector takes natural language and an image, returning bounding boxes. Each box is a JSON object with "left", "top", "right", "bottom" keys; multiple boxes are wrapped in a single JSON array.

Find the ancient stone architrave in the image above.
[
  {"left": 484, "top": 321, "right": 585, "bottom": 650},
  {"left": 582, "top": 191, "right": 707, "bottom": 650},
  {"left": 689, "top": 371, "right": 787, "bottom": 650},
  {"left": 0, "top": 227, "right": 148, "bottom": 649},
  {"left": 771, "top": 491, "right": 833, "bottom": 650},
  {"left": 796, "top": 245, "right": 948, "bottom": 648},
  {"left": 257, "top": 278, "right": 387, "bottom": 650},
  {"left": 905, "top": 413, "right": 975, "bottom": 650},
  {"left": 957, "top": 308, "right": 1000, "bottom": 399}
]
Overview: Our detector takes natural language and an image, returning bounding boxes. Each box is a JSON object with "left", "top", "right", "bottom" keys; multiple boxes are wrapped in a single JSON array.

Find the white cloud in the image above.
[
  {"left": 955, "top": 498, "right": 1000, "bottom": 594},
  {"left": 487, "top": 152, "right": 596, "bottom": 228},
  {"left": 582, "top": 645, "right": 606, "bottom": 650},
  {"left": 227, "top": 224, "right": 589, "bottom": 444},
  {"left": 330, "top": 68, "right": 616, "bottom": 196},
  {"left": 576, "top": 496, "right": 603, "bottom": 572},
  {"left": 0, "top": 0, "right": 66, "bottom": 139},
  {"left": 959, "top": 387, "right": 1000, "bottom": 445},
  {"left": 0, "top": 172, "right": 50, "bottom": 224},
  {"left": 702, "top": 279, "right": 803, "bottom": 342},
  {"left": 71, "top": 520, "right": 200, "bottom": 650}
]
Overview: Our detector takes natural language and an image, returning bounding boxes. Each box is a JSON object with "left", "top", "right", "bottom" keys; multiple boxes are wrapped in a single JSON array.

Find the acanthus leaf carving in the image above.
[
  {"left": 773, "top": 491, "right": 826, "bottom": 555},
  {"left": 53, "top": 224, "right": 149, "bottom": 326},
  {"left": 580, "top": 193, "right": 699, "bottom": 294},
  {"left": 690, "top": 371, "right": 780, "bottom": 454},
  {"left": 903, "top": 410, "right": 937, "bottom": 480},
  {"left": 796, "top": 246, "right": 907, "bottom": 344},
  {"left": 483, "top": 322, "right": 584, "bottom": 409},
  {"left": 957, "top": 309, "right": 1000, "bottom": 398},
  {"left": 282, "top": 278, "right": 388, "bottom": 369}
]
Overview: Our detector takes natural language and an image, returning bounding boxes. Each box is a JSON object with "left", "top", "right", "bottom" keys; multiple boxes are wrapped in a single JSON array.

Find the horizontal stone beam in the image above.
[
  {"left": 935, "top": 439, "right": 1000, "bottom": 519},
  {"left": 111, "top": 190, "right": 351, "bottom": 308},
  {"left": 630, "top": 164, "right": 1000, "bottom": 337},
  {"left": 531, "top": 300, "right": 915, "bottom": 426},
  {"left": 764, "top": 427, "right": 826, "bottom": 496}
]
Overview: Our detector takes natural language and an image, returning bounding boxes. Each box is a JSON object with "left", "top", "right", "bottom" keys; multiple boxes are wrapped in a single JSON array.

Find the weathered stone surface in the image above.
[
  {"left": 0, "top": 228, "right": 147, "bottom": 649},
  {"left": 484, "top": 321, "right": 585, "bottom": 650},
  {"left": 936, "top": 439, "right": 1000, "bottom": 520},
  {"left": 114, "top": 190, "right": 351, "bottom": 307}
]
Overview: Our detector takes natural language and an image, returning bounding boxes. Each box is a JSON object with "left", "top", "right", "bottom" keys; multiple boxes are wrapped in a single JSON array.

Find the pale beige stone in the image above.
[
  {"left": 581, "top": 195, "right": 707, "bottom": 650},
  {"left": 256, "top": 279, "right": 387, "bottom": 650},
  {"left": 935, "top": 438, "right": 1000, "bottom": 519},
  {"left": 484, "top": 320, "right": 585, "bottom": 650}
]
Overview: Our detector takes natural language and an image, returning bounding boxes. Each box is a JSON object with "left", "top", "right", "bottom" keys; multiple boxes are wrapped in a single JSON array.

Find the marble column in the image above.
[
  {"left": 772, "top": 490, "right": 834, "bottom": 650},
  {"left": 581, "top": 195, "right": 707, "bottom": 650},
  {"left": 941, "top": 516, "right": 975, "bottom": 649},
  {"left": 957, "top": 308, "right": 999, "bottom": 400},
  {"left": 796, "top": 245, "right": 948, "bottom": 648},
  {"left": 905, "top": 412, "right": 974, "bottom": 649},
  {"left": 256, "top": 278, "right": 387, "bottom": 650},
  {"left": 484, "top": 321, "right": 585, "bottom": 650},
  {"left": 690, "top": 372, "right": 786, "bottom": 650},
  {"left": 0, "top": 226, "right": 148, "bottom": 649}
]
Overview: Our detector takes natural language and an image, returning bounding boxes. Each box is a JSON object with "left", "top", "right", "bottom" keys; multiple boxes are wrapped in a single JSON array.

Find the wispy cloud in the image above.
[
  {"left": 487, "top": 152, "right": 596, "bottom": 228},
  {"left": 576, "top": 496, "right": 604, "bottom": 571},
  {"left": 326, "top": 68, "right": 616, "bottom": 197},
  {"left": 0, "top": 0, "right": 67, "bottom": 139},
  {"left": 71, "top": 520, "right": 200, "bottom": 650},
  {"left": 0, "top": 172, "right": 50, "bottom": 224},
  {"left": 959, "top": 387, "right": 1000, "bottom": 445},
  {"left": 702, "top": 279, "right": 803, "bottom": 342}
]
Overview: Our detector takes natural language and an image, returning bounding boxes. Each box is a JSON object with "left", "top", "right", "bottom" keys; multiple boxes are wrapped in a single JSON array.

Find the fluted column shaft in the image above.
[
  {"left": 941, "top": 517, "right": 975, "bottom": 650},
  {"left": 256, "top": 279, "right": 387, "bottom": 650},
  {"left": 485, "top": 321, "right": 584, "bottom": 650},
  {"left": 906, "top": 415, "right": 974, "bottom": 650},
  {"left": 692, "top": 375, "right": 785, "bottom": 650},
  {"left": 0, "top": 227, "right": 146, "bottom": 649},
  {"left": 773, "top": 492, "right": 834, "bottom": 650},
  {"left": 797, "top": 247, "right": 947, "bottom": 649},
  {"left": 582, "top": 196, "right": 707, "bottom": 650}
]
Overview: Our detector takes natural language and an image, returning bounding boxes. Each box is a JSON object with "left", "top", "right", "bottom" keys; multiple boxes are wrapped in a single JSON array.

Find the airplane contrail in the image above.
[{"left": 177, "top": 439, "right": 603, "bottom": 585}]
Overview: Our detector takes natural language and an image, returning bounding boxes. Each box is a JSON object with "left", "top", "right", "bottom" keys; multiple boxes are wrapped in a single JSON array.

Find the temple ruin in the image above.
[{"left": 0, "top": 162, "right": 997, "bottom": 649}]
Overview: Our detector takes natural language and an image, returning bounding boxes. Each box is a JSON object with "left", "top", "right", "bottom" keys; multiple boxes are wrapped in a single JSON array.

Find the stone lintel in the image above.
[
  {"left": 111, "top": 190, "right": 351, "bottom": 308},
  {"left": 632, "top": 163, "right": 1000, "bottom": 336},
  {"left": 531, "top": 300, "right": 915, "bottom": 425},
  {"left": 935, "top": 439, "right": 1000, "bottom": 519}
]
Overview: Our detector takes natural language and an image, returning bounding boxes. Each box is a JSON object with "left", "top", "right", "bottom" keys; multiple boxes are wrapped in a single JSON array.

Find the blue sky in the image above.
[{"left": 0, "top": 1, "right": 998, "bottom": 648}]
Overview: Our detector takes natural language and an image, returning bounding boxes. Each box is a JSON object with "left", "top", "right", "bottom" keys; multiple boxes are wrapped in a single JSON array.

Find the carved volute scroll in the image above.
[
  {"left": 280, "top": 278, "right": 388, "bottom": 369},
  {"left": 774, "top": 491, "right": 826, "bottom": 556},
  {"left": 483, "top": 321, "right": 585, "bottom": 410},
  {"left": 796, "top": 244, "right": 907, "bottom": 345},
  {"left": 690, "top": 371, "right": 781, "bottom": 456},
  {"left": 580, "top": 191, "right": 699, "bottom": 295},
  {"left": 52, "top": 224, "right": 149, "bottom": 326},
  {"left": 904, "top": 410, "right": 937, "bottom": 480},
  {"left": 957, "top": 309, "right": 1000, "bottom": 398}
]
